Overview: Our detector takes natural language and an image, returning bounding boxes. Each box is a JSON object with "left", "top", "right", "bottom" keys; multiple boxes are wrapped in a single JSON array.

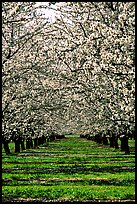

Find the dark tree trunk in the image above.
[
  {"left": 30, "top": 138, "right": 33, "bottom": 148},
  {"left": 98, "top": 135, "right": 102, "bottom": 144},
  {"left": 62, "top": 134, "right": 65, "bottom": 138},
  {"left": 26, "top": 139, "right": 31, "bottom": 149},
  {"left": 120, "top": 136, "right": 130, "bottom": 154},
  {"left": 15, "top": 139, "right": 20, "bottom": 153},
  {"left": 50, "top": 136, "right": 53, "bottom": 142},
  {"left": 38, "top": 137, "right": 42, "bottom": 145},
  {"left": 102, "top": 136, "right": 108, "bottom": 145},
  {"left": 21, "top": 140, "right": 25, "bottom": 151},
  {"left": 120, "top": 136, "right": 125, "bottom": 151},
  {"left": 41, "top": 135, "right": 46, "bottom": 144},
  {"left": 95, "top": 134, "right": 101, "bottom": 143},
  {"left": 3, "top": 141, "right": 11, "bottom": 155},
  {"left": 50, "top": 134, "right": 55, "bottom": 141},
  {"left": 80, "top": 134, "right": 87, "bottom": 138},
  {"left": 114, "top": 137, "right": 119, "bottom": 149},
  {"left": 34, "top": 138, "right": 38, "bottom": 148},
  {"left": 109, "top": 137, "right": 115, "bottom": 147}
]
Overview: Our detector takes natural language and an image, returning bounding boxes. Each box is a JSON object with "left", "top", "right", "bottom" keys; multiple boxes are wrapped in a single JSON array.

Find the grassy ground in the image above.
[{"left": 2, "top": 135, "right": 135, "bottom": 202}]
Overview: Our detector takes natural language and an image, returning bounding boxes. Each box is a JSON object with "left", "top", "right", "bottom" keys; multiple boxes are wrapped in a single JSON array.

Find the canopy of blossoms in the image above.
[{"left": 2, "top": 2, "right": 135, "bottom": 139}]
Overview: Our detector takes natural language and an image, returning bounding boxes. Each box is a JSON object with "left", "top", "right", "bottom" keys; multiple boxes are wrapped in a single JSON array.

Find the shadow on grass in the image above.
[
  {"left": 2, "top": 178, "right": 135, "bottom": 186},
  {"left": 2, "top": 166, "right": 135, "bottom": 174},
  {"left": 2, "top": 153, "right": 135, "bottom": 158}
]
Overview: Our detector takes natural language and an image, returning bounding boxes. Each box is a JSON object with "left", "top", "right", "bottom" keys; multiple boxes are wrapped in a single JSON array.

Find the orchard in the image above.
[{"left": 2, "top": 2, "right": 135, "bottom": 154}]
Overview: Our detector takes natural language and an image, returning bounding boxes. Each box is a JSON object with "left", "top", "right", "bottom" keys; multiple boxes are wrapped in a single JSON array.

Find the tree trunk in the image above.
[
  {"left": 120, "top": 136, "right": 130, "bottom": 154},
  {"left": 21, "top": 140, "right": 25, "bottom": 151},
  {"left": 102, "top": 136, "right": 108, "bottom": 145},
  {"left": 34, "top": 138, "right": 38, "bottom": 148},
  {"left": 114, "top": 137, "right": 119, "bottom": 149},
  {"left": 15, "top": 139, "right": 20, "bottom": 153},
  {"left": 50, "top": 135, "right": 55, "bottom": 141},
  {"left": 38, "top": 137, "right": 42, "bottom": 145},
  {"left": 109, "top": 137, "right": 115, "bottom": 147},
  {"left": 26, "top": 139, "right": 30, "bottom": 149},
  {"left": 41, "top": 135, "right": 46, "bottom": 144},
  {"left": 34, "top": 137, "right": 38, "bottom": 148},
  {"left": 30, "top": 138, "right": 33, "bottom": 148},
  {"left": 95, "top": 134, "right": 101, "bottom": 143},
  {"left": 3, "top": 141, "right": 11, "bottom": 155},
  {"left": 120, "top": 137, "right": 125, "bottom": 151}
]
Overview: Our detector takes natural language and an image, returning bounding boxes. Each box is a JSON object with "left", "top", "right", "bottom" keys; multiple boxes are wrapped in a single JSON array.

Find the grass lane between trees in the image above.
[{"left": 2, "top": 134, "right": 135, "bottom": 202}]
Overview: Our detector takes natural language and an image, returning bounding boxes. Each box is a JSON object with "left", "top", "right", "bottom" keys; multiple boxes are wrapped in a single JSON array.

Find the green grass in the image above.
[
  {"left": 2, "top": 185, "right": 135, "bottom": 200},
  {"left": 2, "top": 171, "right": 135, "bottom": 181},
  {"left": 2, "top": 135, "right": 135, "bottom": 201}
]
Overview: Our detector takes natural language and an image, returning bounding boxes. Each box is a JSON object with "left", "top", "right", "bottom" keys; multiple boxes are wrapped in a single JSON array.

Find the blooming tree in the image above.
[
  {"left": 2, "top": 2, "right": 135, "bottom": 151},
  {"left": 51, "top": 2, "right": 135, "bottom": 134}
]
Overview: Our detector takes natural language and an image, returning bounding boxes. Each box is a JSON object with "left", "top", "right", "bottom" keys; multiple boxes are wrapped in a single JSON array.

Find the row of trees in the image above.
[
  {"left": 80, "top": 124, "right": 135, "bottom": 154},
  {"left": 2, "top": 2, "right": 135, "bottom": 154},
  {"left": 2, "top": 124, "right": 65, "bottom": 155}
]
